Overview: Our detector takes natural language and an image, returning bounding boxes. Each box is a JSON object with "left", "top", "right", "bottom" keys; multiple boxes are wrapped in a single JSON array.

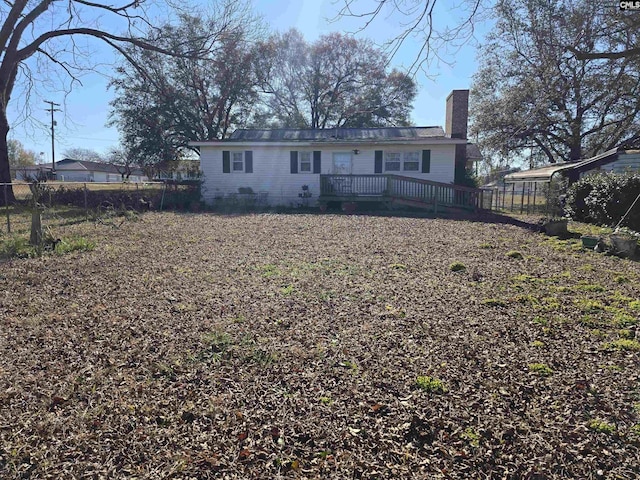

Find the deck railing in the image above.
[{"left": 320, "top": 174, "right": 490, "bottom": 211}]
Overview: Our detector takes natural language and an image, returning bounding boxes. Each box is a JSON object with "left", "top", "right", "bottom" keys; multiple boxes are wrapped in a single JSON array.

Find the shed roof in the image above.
[{"left": 503, "top": 147, "right": 624, "bottom": 183}]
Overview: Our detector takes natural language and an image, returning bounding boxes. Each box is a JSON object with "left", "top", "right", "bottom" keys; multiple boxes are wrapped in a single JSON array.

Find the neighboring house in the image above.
[
  {"left": 192, "top": 90, "right": 481, "bottom": 208},
  {"left": 15, "top": 159, "right": 148, "bottom": 182},
  {"left": 504, "top": 146, "right": 640, "bottom": 185},
  {"left": 153, "top": 161, "right": 201, "bottom": 182}
]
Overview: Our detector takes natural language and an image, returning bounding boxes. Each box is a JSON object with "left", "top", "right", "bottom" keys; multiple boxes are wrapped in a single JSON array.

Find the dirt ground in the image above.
[{"left": 1, "top": 211, "right": 639, "bottom": 479}]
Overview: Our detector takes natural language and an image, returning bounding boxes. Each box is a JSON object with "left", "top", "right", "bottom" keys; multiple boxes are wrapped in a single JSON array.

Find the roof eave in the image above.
[{"left": 190, "top": 137, "right": 466, "bottom": 148}]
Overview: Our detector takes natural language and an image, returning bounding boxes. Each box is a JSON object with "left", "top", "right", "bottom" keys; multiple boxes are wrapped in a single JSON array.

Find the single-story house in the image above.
[
  {"left": 15, "top": 159, "right": 148, "bottom": 183},
  {"left": 191, "top": 90, "right": 484, "bottom": 208}
]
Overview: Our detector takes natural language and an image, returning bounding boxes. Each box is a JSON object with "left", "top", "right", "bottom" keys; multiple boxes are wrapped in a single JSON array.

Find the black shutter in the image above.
[
  {"left": 313, "top": 151, "right": 321, "bottom": 174},
  {"left": 374, "top": 150, "right": 383, "bottom": 173},
  {"left": 244, "top": 151, "right": 253, "bottom": 173},
  {"left": 421, "top": 150, "right": 431, "bottom": 173},
  {"left": 290, "top": 151, "right": 298, "bottom": 174},
  {"left": 222, "top": 151, "right": 230, "bottom": 173}
]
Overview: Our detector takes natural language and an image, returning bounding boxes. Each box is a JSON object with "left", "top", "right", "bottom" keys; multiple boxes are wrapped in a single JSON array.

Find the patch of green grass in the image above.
[
  {"left": 532, "top": 316, "right": 549, "bottom": 327},
  {"left": 415, "top": 376, "right": 447, "bottom": 394},
  {"left": 505, "top": 250, "right": 523, "bottom": 260},
  {"left": 388, "top": 263, "right": 407, "bottom": 270},
  {"left": 319, "top": 396, "right": 333, "bottom": 405},
  {"left": 449, "top": 261, "right": 466, "bottom": 272},
  {"left": 614, "top": 275, "right": 630, "bottom": 284},
  {"left": 633, "top": 403, "right": 640, "bottom": 415},
  {"left": 461, "top": 427, "right": 481, "bottom": 447},
  {"left": 590, "top": 329, "right": 606, "bottom": 338},
  {"left": 0, "top": 236, "right": 38, "bottom": 259},
  {"left": 629, "top": 300, "right": 640, "bottom": 311},
  {"left": 601, "top": 339, "right": 640, "bottom": 352},
  {"left": 528, "top": 363, "right": 553, "bottom": 377},
  {"left": 481, "top": 298, "right": 507, "bottom": 308},
  {"left": 55, "top": 236, "right": 96, "bottom": 254},
  {"left": 280, "top": 284, "right": 295, "bottom": 296},
  {"left": 587, "top": 419, "right": 616, "bottom": 434},
  {"left": 576, "top": 282, "right": 605, "bottom": 292},
  {"left": 479, "top": 243, "right": 493, "bottom": 249},
  {"left": 630, "top": 425, "right": 640, "bottom": 438},
  {"left": 530, "top": 340, "right": 545, "bottom": 348},
  {"left": 259, "top": 264, "right": 281, "bottom": 278},
  {"left": 618, "top": 329, "right": 634, "bottom": 339},
  {"left": 514, "top": 294, "right": 539, "bottom": 305},
  {"left": 199, "top": 330, "right": 232, "bottom": 362},
  {"left": 610, "top": 291, "right": 634, "bottom": 304},
  {"left": 575, "top": 299, "right": 605, "bottom": 313}
]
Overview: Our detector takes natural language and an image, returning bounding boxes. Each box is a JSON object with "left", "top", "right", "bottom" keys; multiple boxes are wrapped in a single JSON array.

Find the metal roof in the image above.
[
  {"left": 227, "top": 126, "right": 446, "bottom": 142},
  {"left": 504, "top": 147, "right": 622, "bottom": 183}
]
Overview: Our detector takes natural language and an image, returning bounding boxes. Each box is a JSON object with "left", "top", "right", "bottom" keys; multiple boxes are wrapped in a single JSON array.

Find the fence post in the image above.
[
  {"left": 519, "top": 183, "right": 525, "bottom": 214},
  {"left": 510, "top": 183, "right": 515, "bottom": 212},
  {"left": 160, "top": 182, "right": 166, "bottom": 211},
  {"left": 84, "top": 183, "right": 88, "bottom": 219},
  {"left": 4, "top": 183, "right": 10, "bottom": 234}
]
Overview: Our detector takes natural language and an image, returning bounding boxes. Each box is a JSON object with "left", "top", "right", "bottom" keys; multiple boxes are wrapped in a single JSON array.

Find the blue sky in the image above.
[{"left": 8, "top": 0, "right": 490, "bottom": 162}]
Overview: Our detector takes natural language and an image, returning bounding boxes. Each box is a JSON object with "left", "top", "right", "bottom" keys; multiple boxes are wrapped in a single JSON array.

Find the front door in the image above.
[
  {"left": 332, "top": 152, "right": 352, "bottom": 174},
  {"left": 331, "top": 152, "right": 352, "bottom": 194}
]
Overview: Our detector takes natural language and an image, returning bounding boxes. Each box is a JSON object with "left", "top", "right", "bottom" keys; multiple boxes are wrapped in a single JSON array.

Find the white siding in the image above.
[
  {"left": 601, "top": 153, "right": 640, "bottom": 174},
  {"left": 200, "top": 144, "right": 457, "bottom": 207}
]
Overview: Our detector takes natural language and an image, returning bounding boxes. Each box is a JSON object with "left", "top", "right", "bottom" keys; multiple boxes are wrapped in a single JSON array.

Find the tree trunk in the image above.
[{"left": 0, "top": 107, "right": 15, "bottom": 206}]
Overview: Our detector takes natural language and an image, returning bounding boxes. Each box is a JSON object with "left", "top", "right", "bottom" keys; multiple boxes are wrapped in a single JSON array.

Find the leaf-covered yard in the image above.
[{"left": 1, "top": 212, "right": 639, "bottom": 478}]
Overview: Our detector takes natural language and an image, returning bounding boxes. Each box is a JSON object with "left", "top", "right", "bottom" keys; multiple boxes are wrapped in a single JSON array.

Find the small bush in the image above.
[
  {"left": 415, "top": 376, "right": 447, "bottom": 393},
  {"left": 506, "top": 250, "right": 523, "bottom": 259},
  {"left": 449, "top": 261, "right": 466, "bottom": 272}
]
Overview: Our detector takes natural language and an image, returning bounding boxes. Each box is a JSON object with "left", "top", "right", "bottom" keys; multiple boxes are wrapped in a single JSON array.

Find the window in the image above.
[
  {"left": 232, "top": 152, "right": 244, "bottom": 172},
  {"left": 403, "top": 151, "right": 420, "bottom": 171},
  {"left": 385, "top": 152, "right": 401, "bottom": 172},
  {"left": 300, "top": 151, "right": 311, "bottom": 172}
]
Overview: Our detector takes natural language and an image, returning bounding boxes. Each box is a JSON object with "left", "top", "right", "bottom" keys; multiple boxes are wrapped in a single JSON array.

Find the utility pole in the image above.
[{"left": 44, "top": 101, "right": 61, "bottom": 179}]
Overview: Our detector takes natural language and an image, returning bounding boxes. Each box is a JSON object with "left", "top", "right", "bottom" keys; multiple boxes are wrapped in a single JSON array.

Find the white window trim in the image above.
[
  {"left": 231, "top": 151, "right": 245, "bottom": 173},
  {"left": 299, "top": 151, "right": 312, "bottom": 173},
  {"left": 384, "top": 152, "right": 401, "bottom": 172},
  {"left": 403, "top": 151, "right": 420, "bottom": 172}
]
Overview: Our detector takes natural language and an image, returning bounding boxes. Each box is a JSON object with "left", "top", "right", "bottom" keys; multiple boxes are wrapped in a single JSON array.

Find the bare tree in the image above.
[
  {"left": 62, "top": 147, "right": 104, "bottom": 163},
  {"left": 106, "top": 145, "right": 136, "bottom": 181},
  {"left": 0, "top": 0, "right": 223, "bottom": 205},
  {"left": 332, "top": 0, "right": 488, "bottom": 75}
]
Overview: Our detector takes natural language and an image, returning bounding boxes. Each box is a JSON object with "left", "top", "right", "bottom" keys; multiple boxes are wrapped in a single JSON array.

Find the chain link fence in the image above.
[
  {"left": 483, "top": 180, "right": 565, "bottom": 217},
  {"left": 1, "top": 181, "right": 200, "bottom": 235}
]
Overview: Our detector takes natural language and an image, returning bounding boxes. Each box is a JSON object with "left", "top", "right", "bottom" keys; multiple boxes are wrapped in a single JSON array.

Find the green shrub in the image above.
[
  {"left": 415, "top": 376, "right": 447, "bottom": 393},
  {"left": 55, "top": 237, "right": 96, "bottom": 254},
  {"left": 449, "top": 261, "right": 466, "bottom": 272},
  {"left": 565, "top": 171, "right": 640, "bottom": 230}
]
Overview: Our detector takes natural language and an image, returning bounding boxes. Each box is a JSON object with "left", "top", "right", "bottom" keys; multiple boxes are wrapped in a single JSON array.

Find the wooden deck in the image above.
[{"left": 319, "top": 174, "right": 491, "bottom": 212}]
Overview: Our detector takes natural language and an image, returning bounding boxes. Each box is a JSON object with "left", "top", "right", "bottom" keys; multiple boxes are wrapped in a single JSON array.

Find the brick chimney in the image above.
[
  {"left": 445, "top": 90, "right": 470, "bottom": 184},
  {"left": 445, "top": 89, "right": 469, "bottom": 139}
]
